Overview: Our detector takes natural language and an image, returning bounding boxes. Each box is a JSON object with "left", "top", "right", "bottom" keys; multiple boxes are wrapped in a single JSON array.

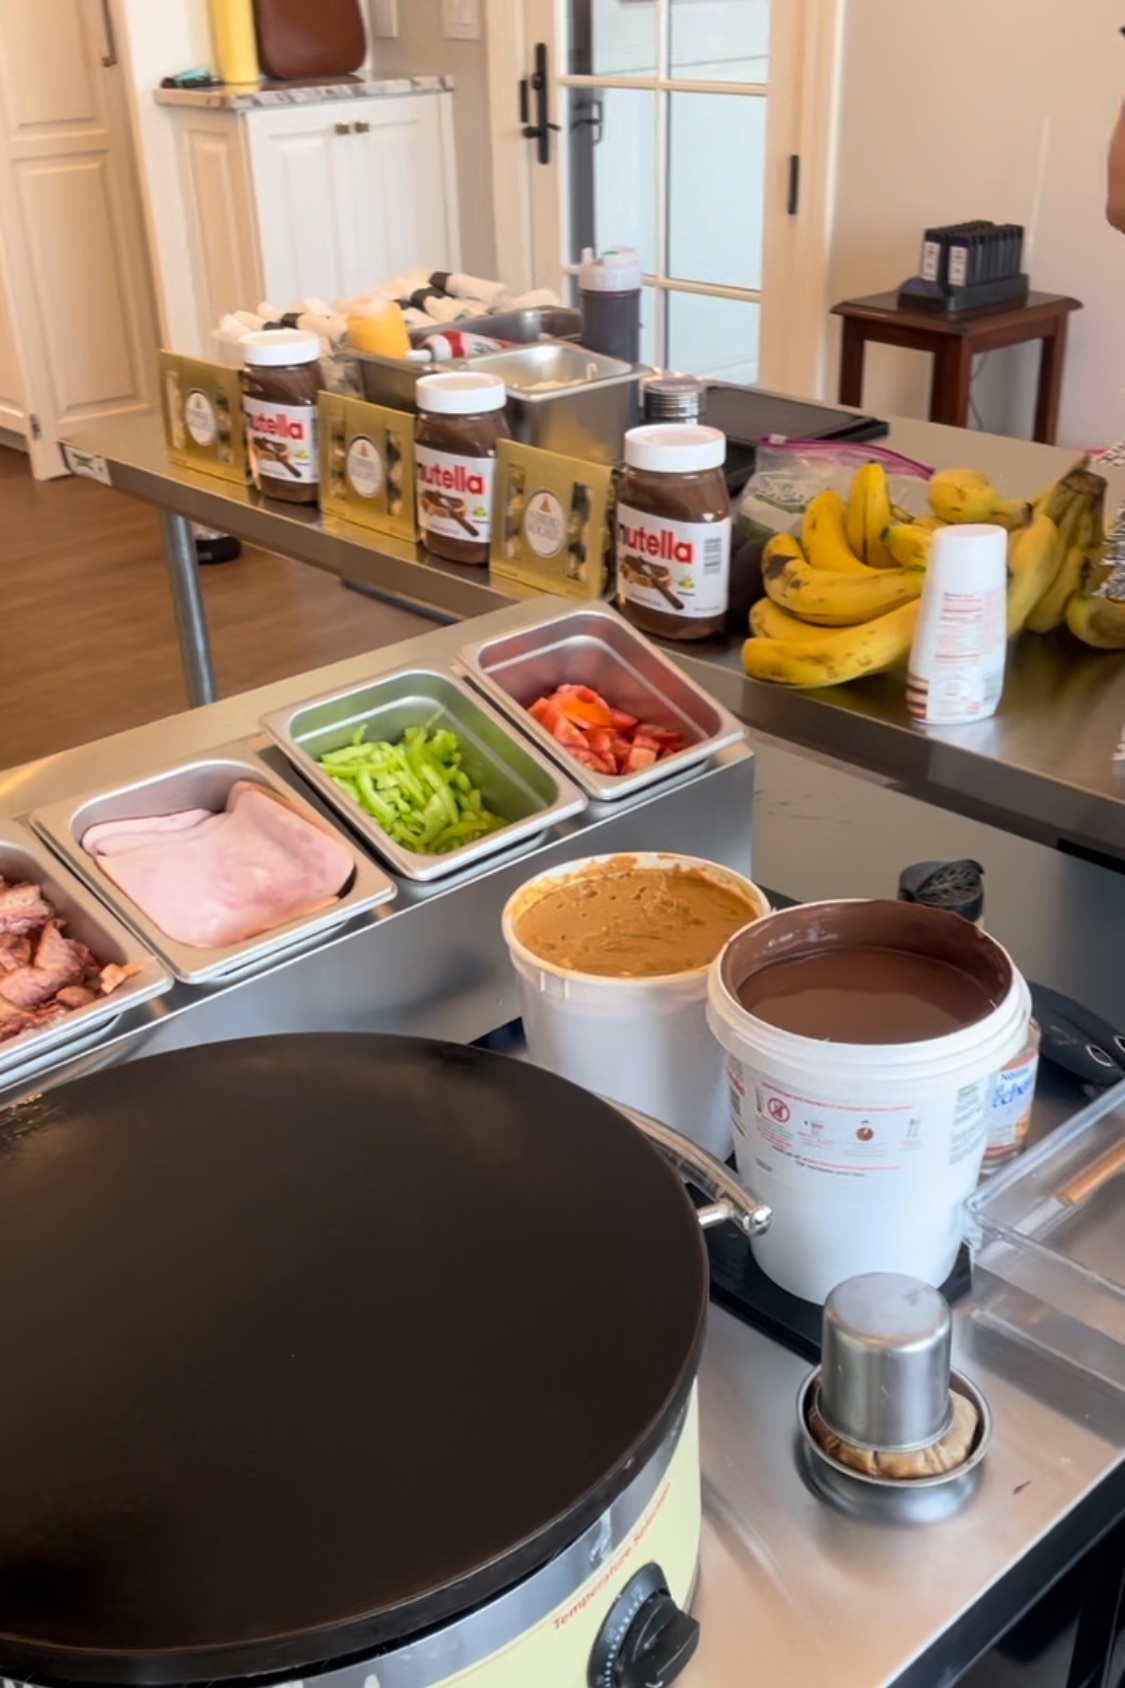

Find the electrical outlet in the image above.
[
  {"left": 442, "top": 0, "right": 481, "bottom": 41},
  {"left": 372, "top": 0, "right": 399, "bottom": 37}
]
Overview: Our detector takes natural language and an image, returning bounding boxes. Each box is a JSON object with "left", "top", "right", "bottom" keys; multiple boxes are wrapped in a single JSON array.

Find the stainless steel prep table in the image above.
[
  {"left": 2, "top": 599, "right": 1124, "bottom": 1688},
  {"left": 62, "top": 413, "right": 1125, "bottom": 864}
]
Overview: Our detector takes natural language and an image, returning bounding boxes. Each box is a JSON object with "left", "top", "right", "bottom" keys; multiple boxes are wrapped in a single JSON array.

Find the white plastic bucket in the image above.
[
  {"left": 502, "top": 853, "right": 769, "bottom": 1158},
  {"left": 707, "top": 899, "right": 1031, "bottom": 1301}
]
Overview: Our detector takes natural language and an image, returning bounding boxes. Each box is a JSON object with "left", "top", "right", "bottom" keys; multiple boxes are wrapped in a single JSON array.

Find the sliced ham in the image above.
[
  {"left": 80, "top": 809, "right": 214, "bottom": 858},
  {"left": 82, "top": 780, "right": 354, "bottom": 950}
]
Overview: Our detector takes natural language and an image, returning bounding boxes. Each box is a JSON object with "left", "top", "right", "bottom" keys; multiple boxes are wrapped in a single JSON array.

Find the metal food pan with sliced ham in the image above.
[
  {"left": 263, "top": 669, "right": 586, "bottom": 883},
  {"left": 0, "top": 819, "right": 172, "bottom": 1086},
  {"left": 457, "top": 603, "right": 747, "bottom": 802},
  {"left": 31, "top": 746, "right": 397, "bottom": 986}
]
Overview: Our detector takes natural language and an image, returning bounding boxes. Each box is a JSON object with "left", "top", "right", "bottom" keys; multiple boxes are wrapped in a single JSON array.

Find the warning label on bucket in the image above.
[{"left": 743, "top": 1074, "right": 933, "bottom": 1178}]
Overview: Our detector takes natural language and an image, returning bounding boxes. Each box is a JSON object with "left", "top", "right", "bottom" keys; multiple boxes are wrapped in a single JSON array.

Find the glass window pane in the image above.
[
  {"left": 571, "top": 88, "right": 657, "bottom": 272},
  {"left": 670, "top": 0, "right": 770, "bottom": 82},
  {"left": 668, "top": 291, "right": 759, "bottom": 385},
  {"left": 571, "top": 0, "right": 657, "bottom": 78},
  {"left": 668, "top": 91, "right": 765, "bottom": 290}
]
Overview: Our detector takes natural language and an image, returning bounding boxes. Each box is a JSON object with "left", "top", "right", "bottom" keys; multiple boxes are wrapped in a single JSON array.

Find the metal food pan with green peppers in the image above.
[{"left": 263, "top": 668, "right": 587, "bottom": 883}]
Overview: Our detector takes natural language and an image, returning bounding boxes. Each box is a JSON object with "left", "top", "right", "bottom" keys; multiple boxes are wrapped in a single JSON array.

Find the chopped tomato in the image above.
[
  {"left": 527, "top": 683, "right": 684, "bottom": 779},
  {"left": 557, "top": 694, "right": 614, "bottom": 729}
]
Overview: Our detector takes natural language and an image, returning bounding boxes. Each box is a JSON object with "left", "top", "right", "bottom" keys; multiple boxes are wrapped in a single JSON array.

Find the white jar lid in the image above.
[
  {"left": 578, "top": 246, "right": 644, "bottom": 292},
  {"left": 243, "top": 329, "right": 321, "bottom": 367},
  {"left": 624, "top": 423, "right": 726, "bottom": 473},
  {"left": 416, "top": 371, "right": 507, "bottom": 414}
]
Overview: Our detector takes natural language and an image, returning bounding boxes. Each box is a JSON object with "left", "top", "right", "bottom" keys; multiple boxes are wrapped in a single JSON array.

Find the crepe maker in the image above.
[{"left": 0, "top": 1035, "right": 708, "bottom": 1688}]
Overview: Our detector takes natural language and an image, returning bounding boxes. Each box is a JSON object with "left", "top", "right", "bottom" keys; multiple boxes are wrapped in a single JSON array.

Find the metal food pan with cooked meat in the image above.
[{"left": 0, "top": 819, "right": 171, "bottom": 1085}]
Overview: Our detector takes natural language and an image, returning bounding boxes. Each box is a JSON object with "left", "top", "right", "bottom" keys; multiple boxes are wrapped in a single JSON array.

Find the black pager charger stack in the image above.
[{"left": 898, "top": 221, "right": 1029, "bottom": 313}]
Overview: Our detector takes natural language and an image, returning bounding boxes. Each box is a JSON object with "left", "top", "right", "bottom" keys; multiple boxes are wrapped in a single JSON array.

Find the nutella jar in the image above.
[
  {"left": 241, "top": 329, "right": 324, "bottom": 505},
  {"left": 616, "top": 424, "right": 731, "bottom": 640},
  {"left": 415, "top": 372, "right": 509, "bottom": 565}
]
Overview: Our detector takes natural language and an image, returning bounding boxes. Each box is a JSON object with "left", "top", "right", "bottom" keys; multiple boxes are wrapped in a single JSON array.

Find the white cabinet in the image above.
[{"left": 173, "top": 92, "right": 461, "bottom": 352}]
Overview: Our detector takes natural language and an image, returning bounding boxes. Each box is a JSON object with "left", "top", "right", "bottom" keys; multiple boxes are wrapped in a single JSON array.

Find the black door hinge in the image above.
[{"left": 29, "top": 413, "right": 42, "bottom": 440}]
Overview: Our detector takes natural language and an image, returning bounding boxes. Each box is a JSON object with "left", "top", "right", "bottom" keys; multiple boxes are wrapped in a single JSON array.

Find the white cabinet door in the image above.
[
  {"left": 0, "top": 0, "right": 160, "bottom": 476},
  {"left": 245, "top": 106, "right": 355, "bottom": 306},
  {"left": 346, "top": 94, "right": 460, "bottom": 292},
  {"left": 177, "top": 111, "right": 262, "bottom": 351}
]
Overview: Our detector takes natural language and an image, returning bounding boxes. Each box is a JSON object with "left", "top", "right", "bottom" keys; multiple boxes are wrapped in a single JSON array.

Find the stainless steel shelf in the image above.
[{"left": 63, "top": 414, "right": 1125, "bottom": 863}]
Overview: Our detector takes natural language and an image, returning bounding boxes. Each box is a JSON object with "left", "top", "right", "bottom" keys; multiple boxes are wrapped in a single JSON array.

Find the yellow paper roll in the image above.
[{"left": 208, "top": 0, "right": 259, "bottom": 86}]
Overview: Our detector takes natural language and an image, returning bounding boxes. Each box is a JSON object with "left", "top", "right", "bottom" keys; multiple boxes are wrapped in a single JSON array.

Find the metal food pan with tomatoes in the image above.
[{"left": 457, "top": 603, "right": 746, "bottom": 802}]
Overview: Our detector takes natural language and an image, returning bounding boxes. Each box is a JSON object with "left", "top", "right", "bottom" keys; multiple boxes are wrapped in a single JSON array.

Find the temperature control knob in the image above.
[{"left": 588, "top": 1563, "right": 700, "bottom": 1688}]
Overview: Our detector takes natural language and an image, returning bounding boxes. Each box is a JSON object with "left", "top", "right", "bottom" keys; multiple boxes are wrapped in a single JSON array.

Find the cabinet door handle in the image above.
[
  {"left": 335, "top": 121, "right": 353, "bottom": 135},
  {"left": 354, "top": 119, "right": 370, "bottom": 133}
]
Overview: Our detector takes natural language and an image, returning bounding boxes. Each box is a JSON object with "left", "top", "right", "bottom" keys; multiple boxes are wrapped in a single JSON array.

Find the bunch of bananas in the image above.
[{"left": 741, "top": 459, "right": 1116, "bottom": 690}]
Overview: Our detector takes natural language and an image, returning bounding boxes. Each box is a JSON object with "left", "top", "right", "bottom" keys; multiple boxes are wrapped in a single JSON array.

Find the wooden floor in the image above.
[{"left": 0, "top": 446, "right": 426, "bottom": 769}]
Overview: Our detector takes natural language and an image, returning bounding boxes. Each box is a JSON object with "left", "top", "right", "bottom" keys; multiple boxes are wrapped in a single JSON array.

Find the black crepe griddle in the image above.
[{"left": 0, "top": 1036, "right": 706, "bottom": 1685}]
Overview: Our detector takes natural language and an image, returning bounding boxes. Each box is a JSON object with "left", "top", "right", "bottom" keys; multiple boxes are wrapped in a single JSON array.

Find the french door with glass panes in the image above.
[{"left": 487, "top": 0, "right": 839, "bottom": 398}]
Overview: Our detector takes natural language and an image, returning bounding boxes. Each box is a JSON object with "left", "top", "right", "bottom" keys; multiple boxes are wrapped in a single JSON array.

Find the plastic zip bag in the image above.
[{"left": 738, "top": 438, "right": 935, "bottom": 540}]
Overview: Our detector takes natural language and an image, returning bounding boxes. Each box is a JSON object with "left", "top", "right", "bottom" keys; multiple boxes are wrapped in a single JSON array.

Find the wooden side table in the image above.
[{"left": 831, "top": 291, "right": 1082, "bottom": 445}]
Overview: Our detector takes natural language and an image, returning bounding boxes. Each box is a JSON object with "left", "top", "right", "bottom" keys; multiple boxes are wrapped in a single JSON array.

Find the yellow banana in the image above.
[
  {"left": 1065, "top": 587, "right": 1125, "bottom": 650},
  {"left": 802, "top": 491, "right": 871, "bottom": 575},
  {"left": 749, "top": 599, "right": 823, "bottom": 642},
  {"left": 929, "top": 468, "right": 1031, "bottom": 529},
  {"left": 846, "top": 462, "right": 897, "bottom": 569},
  {"left": 741, "top": 601, "right": 920, "bottom": 688},
  {"left": 763, "top": 548, "right": 923, "bottom": 627},
  {"left": 1006, "top": 511, "right": 1066, "bottom": 635},
  {"left": 883, "top": 522, "right": 934, "bottom": 571},
  {"left": 1026, "top": 486, "right": 1106, "bottom": 634}
]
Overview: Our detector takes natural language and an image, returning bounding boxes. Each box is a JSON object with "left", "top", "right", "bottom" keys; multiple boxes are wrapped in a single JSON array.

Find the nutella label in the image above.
[
  {"left": 416, "top": 445, "right": 496, "bottom": 543},
  {"left": 244, "top": 396, "right": 319, "bottom": 484},
  {"left": 616, "top": 505, "right": 730, "bottom": 618}
]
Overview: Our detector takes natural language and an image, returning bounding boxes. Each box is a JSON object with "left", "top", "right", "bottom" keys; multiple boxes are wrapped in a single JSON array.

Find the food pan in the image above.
[
  {"left": 263, "top": 667, "right": 586, "bottom": 883},
  {"left": 352, "top": 309, "right": 586, "bottom": 414},
  {"left": 32, "top": 746, "right": 396, "bottom": 985},
  {"left": 457, "top": 602, "right": 747, "bottom": 801},
  {"left": 0, "top": 818, "right": 172, "bottom": 1085},
  {"left": 466, "top": 343, "right": 642, "bottom": 465}
]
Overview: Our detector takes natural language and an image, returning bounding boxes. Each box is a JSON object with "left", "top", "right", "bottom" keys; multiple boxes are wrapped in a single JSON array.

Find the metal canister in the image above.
[{"left": 818, "top": 1273, "right": 953, "bottom": 1452}]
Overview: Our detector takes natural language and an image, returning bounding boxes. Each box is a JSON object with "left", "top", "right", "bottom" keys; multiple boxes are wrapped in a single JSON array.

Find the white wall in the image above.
[
  {"left": 829, "top": 0, "right": 1125, "bottom": 448},
  {"left": 113, "top": 0, "right": 211, "bottom": 351},
  {"left": 369, "top": 0, "right": 497, "bottom": 278}
]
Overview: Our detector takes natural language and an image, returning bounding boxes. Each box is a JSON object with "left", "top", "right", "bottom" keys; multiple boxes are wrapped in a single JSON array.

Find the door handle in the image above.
[
  {"left": 571, "top": 93, "right": 604, "bottom": 146},
  {"left": 98, "top": 0, "right": 118, "bottom": 67},
  {"left": 335, "top": 121, "right": 353, "bottom": 135},
  {"left": 519, "top": 41, "right": 560, "bottom": 166},
  {"left": 354, "top": 119, "right": 370, "bottom": 133}
]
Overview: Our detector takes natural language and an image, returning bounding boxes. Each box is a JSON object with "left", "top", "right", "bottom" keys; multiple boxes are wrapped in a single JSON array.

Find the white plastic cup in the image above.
[
  {"left": 502, "top": 853, "right": 769, "bottom": 1158},
  {"left": 707, "top": 900, "right": 1031, "bottom": 1301},
  {"left": 907, "top": 523, "right": 1007, "bottom": 725}
]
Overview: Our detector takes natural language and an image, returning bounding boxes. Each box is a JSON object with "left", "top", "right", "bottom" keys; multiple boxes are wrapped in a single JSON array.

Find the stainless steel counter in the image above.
[
  {"left": 3, "top": 599, "right": 1124, "bottom": 1688},
  {"left": 63, "top": 413, "right": 1125, "bottom": 863}
]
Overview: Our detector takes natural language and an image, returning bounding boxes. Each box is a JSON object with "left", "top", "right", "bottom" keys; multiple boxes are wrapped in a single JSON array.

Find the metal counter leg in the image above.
[{"left": 160, "top": 511, "right": 217, "bottom": 706}]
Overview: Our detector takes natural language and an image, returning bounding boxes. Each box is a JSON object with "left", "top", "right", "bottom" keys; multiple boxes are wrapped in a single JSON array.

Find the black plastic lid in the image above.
[
  {"left": 898, "top": 859, "right": 985, "bottom": 925},
  {"left": 0, "top": 1036, "right": 706, "bottom": 1684}
]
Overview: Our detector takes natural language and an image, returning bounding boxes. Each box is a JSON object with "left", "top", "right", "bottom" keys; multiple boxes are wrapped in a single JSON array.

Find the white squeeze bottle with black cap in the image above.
[{"left": 578, "top": 247, "right": 643, "bottom": 364}]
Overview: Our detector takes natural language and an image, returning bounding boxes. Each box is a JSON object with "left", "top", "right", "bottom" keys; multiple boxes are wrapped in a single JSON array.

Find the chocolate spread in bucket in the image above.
[
  {"left": 724, "top": 900, "right": 1009, "bottom": 1046},
  {"left": 738, "top": 948, "right": 996, "bottom": 1043}
]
